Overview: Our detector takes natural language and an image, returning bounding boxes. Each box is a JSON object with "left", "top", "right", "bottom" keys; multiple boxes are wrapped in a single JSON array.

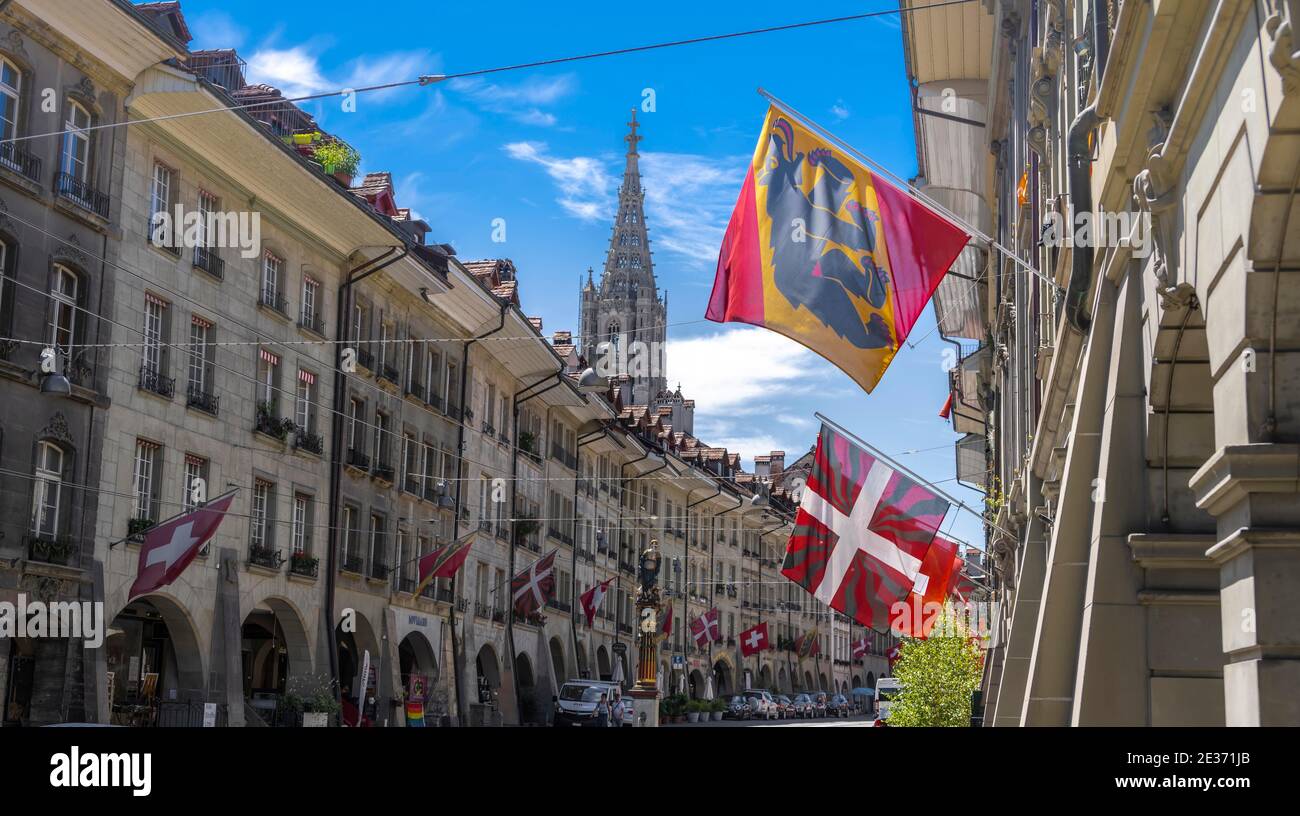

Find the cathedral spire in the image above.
[{"left": 603, "top": 107, "right": 654, "bottom": 287}]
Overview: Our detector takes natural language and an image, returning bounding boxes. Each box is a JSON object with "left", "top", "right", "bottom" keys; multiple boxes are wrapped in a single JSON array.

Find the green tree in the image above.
[{"left": 887, "top": 603, "right": 983, "bottom": 727}]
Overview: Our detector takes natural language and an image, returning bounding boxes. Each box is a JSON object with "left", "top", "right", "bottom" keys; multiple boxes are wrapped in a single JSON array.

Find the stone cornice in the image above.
[
  {"left": 1189, "top": 444, "right": 1300, "bottom": 517},
  {"left": 1127, "top": 533, "right": 1218, "bottom": 569},
  {"left": 1206, "top": 527, "right": 1300, "bottom": 564}
]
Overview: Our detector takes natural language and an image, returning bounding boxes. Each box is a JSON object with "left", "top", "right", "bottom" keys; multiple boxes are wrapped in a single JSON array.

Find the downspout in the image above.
[
  {"left": 1064, "top": 0, "right": 1112, "bottom": 334},
  {"left": 448, "top": 297, "right": 508, "bottom": 726},
  {"left": 505, "top": 371, "right": 564, "bottom": 722},
  {"left": 327, "top": 245, "right": 404, "bottom": 704}
]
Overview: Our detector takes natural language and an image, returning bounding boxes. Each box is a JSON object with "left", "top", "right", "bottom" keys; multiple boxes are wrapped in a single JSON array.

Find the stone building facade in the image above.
[{"left": 909, "top": 0, "right": 1300, "bottom": 725}]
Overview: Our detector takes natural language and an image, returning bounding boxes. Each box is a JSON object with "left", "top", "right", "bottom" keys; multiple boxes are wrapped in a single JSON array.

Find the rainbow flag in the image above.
[{"left": 707, "top": 106, "right": 970, "bottom": 393}]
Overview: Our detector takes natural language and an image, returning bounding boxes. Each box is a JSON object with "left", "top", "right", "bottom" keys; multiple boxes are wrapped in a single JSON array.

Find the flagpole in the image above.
[
  {"left": 812, "top": 411, "right": 1014, "bottom": 541},
  {"left": 755, "top": 88, "right": 1059, "bottom": 293}
]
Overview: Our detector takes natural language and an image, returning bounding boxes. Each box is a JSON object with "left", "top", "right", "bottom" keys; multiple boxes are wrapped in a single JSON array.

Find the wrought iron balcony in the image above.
[
  {"left": 193, "top": 246, "right": 224, "bottom": 280},
  {"left": 372, "top": 461, "right": 396, "bottom": 483},
  {"left": 547, "top": 527, "right": 574, "bottom": 546},
  {"left": 259, "top": 289, "right": 289, "bottom": 317},
  {"left": 479, "top": 518, "right": 493, "bottom": 533},
  {"left": 138, "top": 365, "right": 175, "bottom": 399},
  {"left": 405, "top": 378, "right": 424, "bottom": 398},
  {"left": 546, "top": 598, "right": 572, "bottom": 613},
  {"left": 379, "top": 363, "right": 400, "bottom": 384},
  {"left": 426, "top": 393, "right": 444, "bottom": 413},
  {"left": 341, "top": 553, "right": 364, "bottom": 574},
  {"left": 298, "top": 310, "right": 325, "bottom": 336},
  {"left": 288, "top": 550, "right": 318, "bottom": 578},
  {"left": 369, "top": 560, "right": 390, "bottom": 581},
  {"left": 345, "top": 448, "right": 370, "bottom": 471},
  {"left": 293, "top": 429, "right": 324, "bottom": 455},
  {"left": 356, "top": 348, "right": 374, "bottom": 371},
  {"left": 145, "top": 216, "right": 181, "bottom": 255},
  {"left": 253, "top": 408, "right": 291, "bottom": 440},
  {"left": 474, "top": 601, "right": 492, "bottom": 619},
  {"left": 0, "top": 140, "right": 41, "bottom": 182},
  {"left": 402, "top": 475, "right": 420, "bottom": 494},
  {"left": 55, "top": 171, "right": 110, "bottom": 218},
  {"left": 186, "top": 383, "right": 219, "bottom": 415},
  {"left": 248, "top": 543, "right": 283, "bottom": 570},
  {"left": 24, "top": 534, "right": 76, "bottom": 566}
]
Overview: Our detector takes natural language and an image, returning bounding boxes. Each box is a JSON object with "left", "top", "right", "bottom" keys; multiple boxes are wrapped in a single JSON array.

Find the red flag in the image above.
[
  {"left": 707, "top": 106, "right": 970, "bottom": 394},
  {"left": 851, "top": 636, "right": 870, "bottom": 660},
  {"left": 781, "top": 422, "right": 950, "bottom": 632},
  {"left": 510, "top": 550, "right": 557, "bottom": 618},
  {"left": 128, "top": 490, "right": 237, "bottom": 600},
  {"left": 690, "top": 608, "right": 720, "bottom": 648},
  {"left": 660, "top": 602, "right": 674, "bottom": 636},
  {"left": 579, "top": 577, "right": 614, "bottom": 627},
  {"left": 886, "top": 643, "right": 901, "bottom": 669},
  {"left": 793, "top": 628, "right": 821, "bottom": 659},
  {"left": 892, "top": 535, "right": 962, "bottom": 638},
  {"left": 739, "top": 622, "right": 769, "bottom": 656},
  {"left": 415, "top": 533, "right": 473, "bottom": 595}
]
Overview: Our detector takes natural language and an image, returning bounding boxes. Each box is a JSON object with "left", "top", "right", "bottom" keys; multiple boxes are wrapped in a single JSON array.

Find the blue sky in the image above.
[{"left": 179, "top": 0, "right": 985, "bottom": 549}]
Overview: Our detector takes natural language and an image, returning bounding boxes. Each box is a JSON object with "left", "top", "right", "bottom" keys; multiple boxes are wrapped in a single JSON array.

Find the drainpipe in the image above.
[
  {"left": 327, "top": 246, "right": 404, "bottom": 705},
  {"left": 1064, "top": 1, "right": 1112, "bottom": 334},
  {"left": 448, "top": 299, "right": 508, "bottom": 725},
  {"left": 504, "top": 371, "right": 564, "bottom": 723}
]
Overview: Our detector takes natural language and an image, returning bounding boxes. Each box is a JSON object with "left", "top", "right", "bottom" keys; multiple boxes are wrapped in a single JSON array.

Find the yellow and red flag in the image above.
[{"left": 707, "top": 106, "right": 970, "bottom": 393}]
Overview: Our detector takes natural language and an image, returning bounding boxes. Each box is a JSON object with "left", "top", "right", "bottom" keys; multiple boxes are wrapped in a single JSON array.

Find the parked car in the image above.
[
  {"left": 744, "top": 689, "right": 778, "bottom": 720},
  {"left": 774, "top": 694, "right": 795, "bottom": 719},
  {"left": 827, "top": 694, "right": 851, "bottom": 717},
  {"left": 725, "top": 695, "right": 752, "bottom": 720},
  {"left": 811, "top": 692, "right": 829, "bottom": 718},
  {"left": 791, "top": 693, "right": 815, "bottom": 718},
  {"left": 552, "top": 679, "right": 624, "bottom": 727}
]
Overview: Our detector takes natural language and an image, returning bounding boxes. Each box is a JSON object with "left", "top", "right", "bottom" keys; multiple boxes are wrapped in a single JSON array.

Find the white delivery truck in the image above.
[{"left": 874, "top": 677, "right": 903, "bottom": 722}]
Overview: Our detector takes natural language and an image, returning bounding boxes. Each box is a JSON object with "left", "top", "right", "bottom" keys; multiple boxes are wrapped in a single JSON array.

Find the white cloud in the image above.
[
  {"left": 668, "top": 326, "right": 823, "bottom": 414},
  {"left": 244, "top": 44, "right": 433, "bottom": 107},
  {"left": 245, "top": 46, "right": 330, "bottom": 99},
  {"left": 830, "top": 100, "right": 851, "bottom": 121},
  {"left": 639, "top": 152, "right": 746, "bottom": 267},
  {"left": 502, "top": 142, "right": 614, "bottom": 221},
  {"left": 343, "top": 51, "right": 436, "bottom": 102},
  {"left": 449, "top": 74, "right": 576, "bottom": 127}
]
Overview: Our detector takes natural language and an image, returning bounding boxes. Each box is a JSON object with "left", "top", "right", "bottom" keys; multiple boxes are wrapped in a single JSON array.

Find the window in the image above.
[
  {"left": 343, "top": 505, "right": 360, "bottom": 563},
  {"left": 59, "top": 100, "right": 90, "bottom": 182},
  {"left": 132, "top": 439, "right": 161, "bottom": 522},
  {"left": 292, "top": 494, "right": 311, "bottom": 555},
  {"left": 373, "top": 411, "right": 390, "bottom": 467},
  {"left": 48, "top": 264, "right": 78, "bottom": 355},
  {"left": 187, "top": 316, "right": 215, "bottom": 398},
  {"left": 256, "top": 348, "right": 280, "bottom": 411},
  {"left": 30, "top": 441, "right": 64, "bottom": 538},
  {"left": 148, "top": 162, "right": 174, "bottom": 245},
  {"left": 0, "top": 58, "right": 20, "bottom": 155},
  {"left": 377, "top": 321, "right": 391, "bottom": 371},
  {"left": 368, "top": 513, "right": 386, "bottom": 572},
  {"left": 301, "top": 275, "right": 319, "bottom": 328},
  {"left": 347, "top": 398, "right": 364, "bottom": 452},
  {"left": 141, "top": 294, "right": 168, "bottom": 376},
  {"left": 402, "top": 432, "right": 418, "bottom": 487},
  {"left": 424, "top": 344, "right": 440, "bottom": 402},
  {"left": 295, "top": 369, "right": 316, "bottom": 433},
  {"left": 250, "top": 479, "right": 274, "bottom": 549},
  {"left": 423, "top": 442, "right": 438, "bottom": 492},
  {"left": 261, "top": 251, "right": 283, "bottom": 309},
  {"left": 182, "top": 454, "right": 208, "bottom": 512},
  {"left": 197, "top": 190, "right": 219, "bottom": 249}
]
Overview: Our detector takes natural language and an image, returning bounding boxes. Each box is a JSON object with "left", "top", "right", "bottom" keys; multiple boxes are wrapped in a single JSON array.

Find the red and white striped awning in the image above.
[
  {"left": 298, "top": 369, "right": 315, "bottom": 385},
  {"left": 191, "top": 314, "right": 213, "bottom": 329},
  {"left": 259, "top": 348, "right": 280, "bottom": 365},
  {"left": 184, "top": 453, "right": 207, "bottom": 466},
  {"left": 145, "top": 291, "right": 168, "bottom": 307}
]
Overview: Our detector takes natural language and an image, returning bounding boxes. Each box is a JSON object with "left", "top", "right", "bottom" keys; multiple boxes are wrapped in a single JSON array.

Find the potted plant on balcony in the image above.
[
  {"left": 312, "top": 138, "right": 360, "bottom": 186},
  {"left": 289, "top": 551, "right": 319, "bottom": 577},
  {"left": 518, "top": 429, "right": 538, "bottom": 457}
]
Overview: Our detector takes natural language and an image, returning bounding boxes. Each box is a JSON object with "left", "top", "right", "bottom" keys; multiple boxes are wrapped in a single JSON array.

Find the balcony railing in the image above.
[
  {"left": 186, "top": 383, "right": 219, "bottom": 416},
  {"left": 426, "top": 393, "right": 444, "bottom": 413},
  {"left": 372, "top": 462, "right": 396, "bottom": 483},
  {"left": 379, "top": 363, "right": 400, "bottom": 384},
  {"left": 138, "top": 365, "right": 175, "bottom": 399},
  {"left": 193, "top": 246, "right": 224, "bottom": 280},
  {"left": 55, "top": 171, "right": 110, "bottom": 218},
  {"left": 403, "top": 476, "right": 420, "bottom": 494},
  {"left": 345, "top": 448, "right": 370, "bottom": 471},
  {"left": 405, "top": 378, "right": 424, "bottom": 399},
  {"left": 248, "top": 543, "right": 283, "bottom": 570},
  {"left": 24, "top": 534, "right": 76, "bottom": 566},
  {"left": 145, "top": 216, "right": 182, "bottom": 256},
  {"left": 341, "top": 553, "right": 364, "bottom": 574},
  {"left": 254, "top": 408, "right": 292, "bottom": 441},
  {"left": 288, "top": 551, "right": 319, "bottom": 578},
  {"left": 298, "top": 310, "right": 325, "bottom": 336},
  {"left": 370, "top": 560, "right": 390, "bottom": 581},
  {"left": 259, "top": 289, "right": 289, "bottom": 317},
  {"left": 474, "top": 601, "right": 492, "bottom": 619},
  {"left": 293, "top": 429, "right": 324, "bottom": 455},
  {"left": 356, "top": 348, "right": 374, "bottom": 371},
  {"left": 0, "top": 140, "right": 41, "bottom": 182}
]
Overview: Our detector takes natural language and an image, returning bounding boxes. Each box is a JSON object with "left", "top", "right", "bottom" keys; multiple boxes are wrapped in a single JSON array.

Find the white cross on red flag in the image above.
[
  {"left": 739, "top": 622, "right": 769, "bottom": 656},
  {"left": 128, "top": 490, "right": 238, "bottom": 600},
  {"left": 511, "top": 550, "right": 557, "bottom": 618},
  {"left": 781, "top": 423, "right": 951, "bottom": 632},
  {"left": 851, "top": 636, "right": 870, "bottom": 660},
  {"left": 690, "top": 607, "right": 720, "bottom": 648}
]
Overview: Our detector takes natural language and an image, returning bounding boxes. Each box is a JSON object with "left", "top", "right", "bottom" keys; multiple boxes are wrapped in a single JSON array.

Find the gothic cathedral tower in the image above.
[{"left": 580, "top": 109, "right": 669, "bottom": 407}]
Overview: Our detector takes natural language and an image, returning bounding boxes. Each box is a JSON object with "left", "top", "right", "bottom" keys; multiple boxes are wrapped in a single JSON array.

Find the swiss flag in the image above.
[
  {"left": 511, "top": 550, "right": 558, "bottom": 618},
  {"left": 128, "top": 490, "right": 237, "bottom": 600},
  {"left": 892, "top": 535, "right": 962, "bottom": 638},
  {"left": 886, "top": 643, "right": 901, "bottom": 669},
  {"left": 579, "top": 577, "right": 614, "bottom": 627},
  {"left": 660, "top": 602, "right": 673, "bottom": 636},
  {"left": 690, "top": 608, "right": 720, "bottom": 648},
  {"left": 851, "top": 636, "right": 870, "bottom": 660},
  {"left": 739, "top": 622, "right": 769, "bottom": 656}
]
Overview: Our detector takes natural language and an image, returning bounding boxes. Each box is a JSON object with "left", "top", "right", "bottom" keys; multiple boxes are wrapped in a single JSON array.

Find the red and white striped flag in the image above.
[
  {"left": 781, "top": 422, "right": 950, "bottom": 631},
  {"left": 690, "top": 608, "right": 720, "bottom": 648},
  {"left": 851, "top": 635, "right": 870, "bottom": 660},
  {"left": 129, "top": 490, "right": 238, "bottom": 600}
]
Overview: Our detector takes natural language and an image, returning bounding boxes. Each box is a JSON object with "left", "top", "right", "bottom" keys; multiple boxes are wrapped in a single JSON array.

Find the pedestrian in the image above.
[
  {"left": 611, "top": 691, "right": 627, "bottom": 728},
  {"left": 594, "top": 692, "right": 609, "bottom": 728}
]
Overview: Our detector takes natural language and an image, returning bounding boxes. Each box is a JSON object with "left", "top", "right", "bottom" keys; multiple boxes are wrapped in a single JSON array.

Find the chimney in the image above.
[
  {"left": 769, "top": 451, "right": 785, "bottom": 478},
  {"left": 552, "top": 330, "right": 572, "bottom": 345}
]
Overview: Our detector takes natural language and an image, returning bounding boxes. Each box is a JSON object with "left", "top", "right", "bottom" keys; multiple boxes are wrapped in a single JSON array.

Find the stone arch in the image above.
[
  {"left": 105, "top": 593, "right": 206, "bottom": 707},
  {"left": 867, "top": 671, "right": 876, "bottom": 688},
  {"left": 688, "top": 669, "right": 705, "bottom": 700},
  {"left": 778, "top": 666, "right": 788, "bottom": 693},
  {"left": 818, "top": 672, "right": 828, "bottom": 690},
  {"left": 475, "top": 643, "right": 501, "bottom": 706},
  {"left": 803, "top": 670, "right": 813, "bottom": 691},
  {"left": 712, "top": 659, "right": 733, "bottom": 697},
  {"left": 596, "top": 645, "right": 611, "bottom": 680},
  {"left": 548, "top": 637, "right": 567, "bottom": 685},
  {"left": 398, "top": 631, "right": 438, "bottom": 692},
  {"left": 575, "top": 641, "right": 589, "bottom": 678},
  {"left": 757, "top": 664, "right": 772, "bottom": 690},
  {"left": 334, "top": 607, "right": 379, "bottom": 702}
]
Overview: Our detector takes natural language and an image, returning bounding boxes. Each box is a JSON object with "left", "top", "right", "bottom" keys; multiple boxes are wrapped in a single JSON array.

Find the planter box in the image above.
[{"left": 302, "top": 712, "right": 330, "bottom": 728}]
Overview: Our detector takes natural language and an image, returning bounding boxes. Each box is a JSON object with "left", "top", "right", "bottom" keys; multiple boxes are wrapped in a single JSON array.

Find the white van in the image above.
[
  {"left": 552, "top": 680, "right": 631, "bottom": 727},
  {"left": 875, "top": 678, "right": 903, "bottom": 721}
]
